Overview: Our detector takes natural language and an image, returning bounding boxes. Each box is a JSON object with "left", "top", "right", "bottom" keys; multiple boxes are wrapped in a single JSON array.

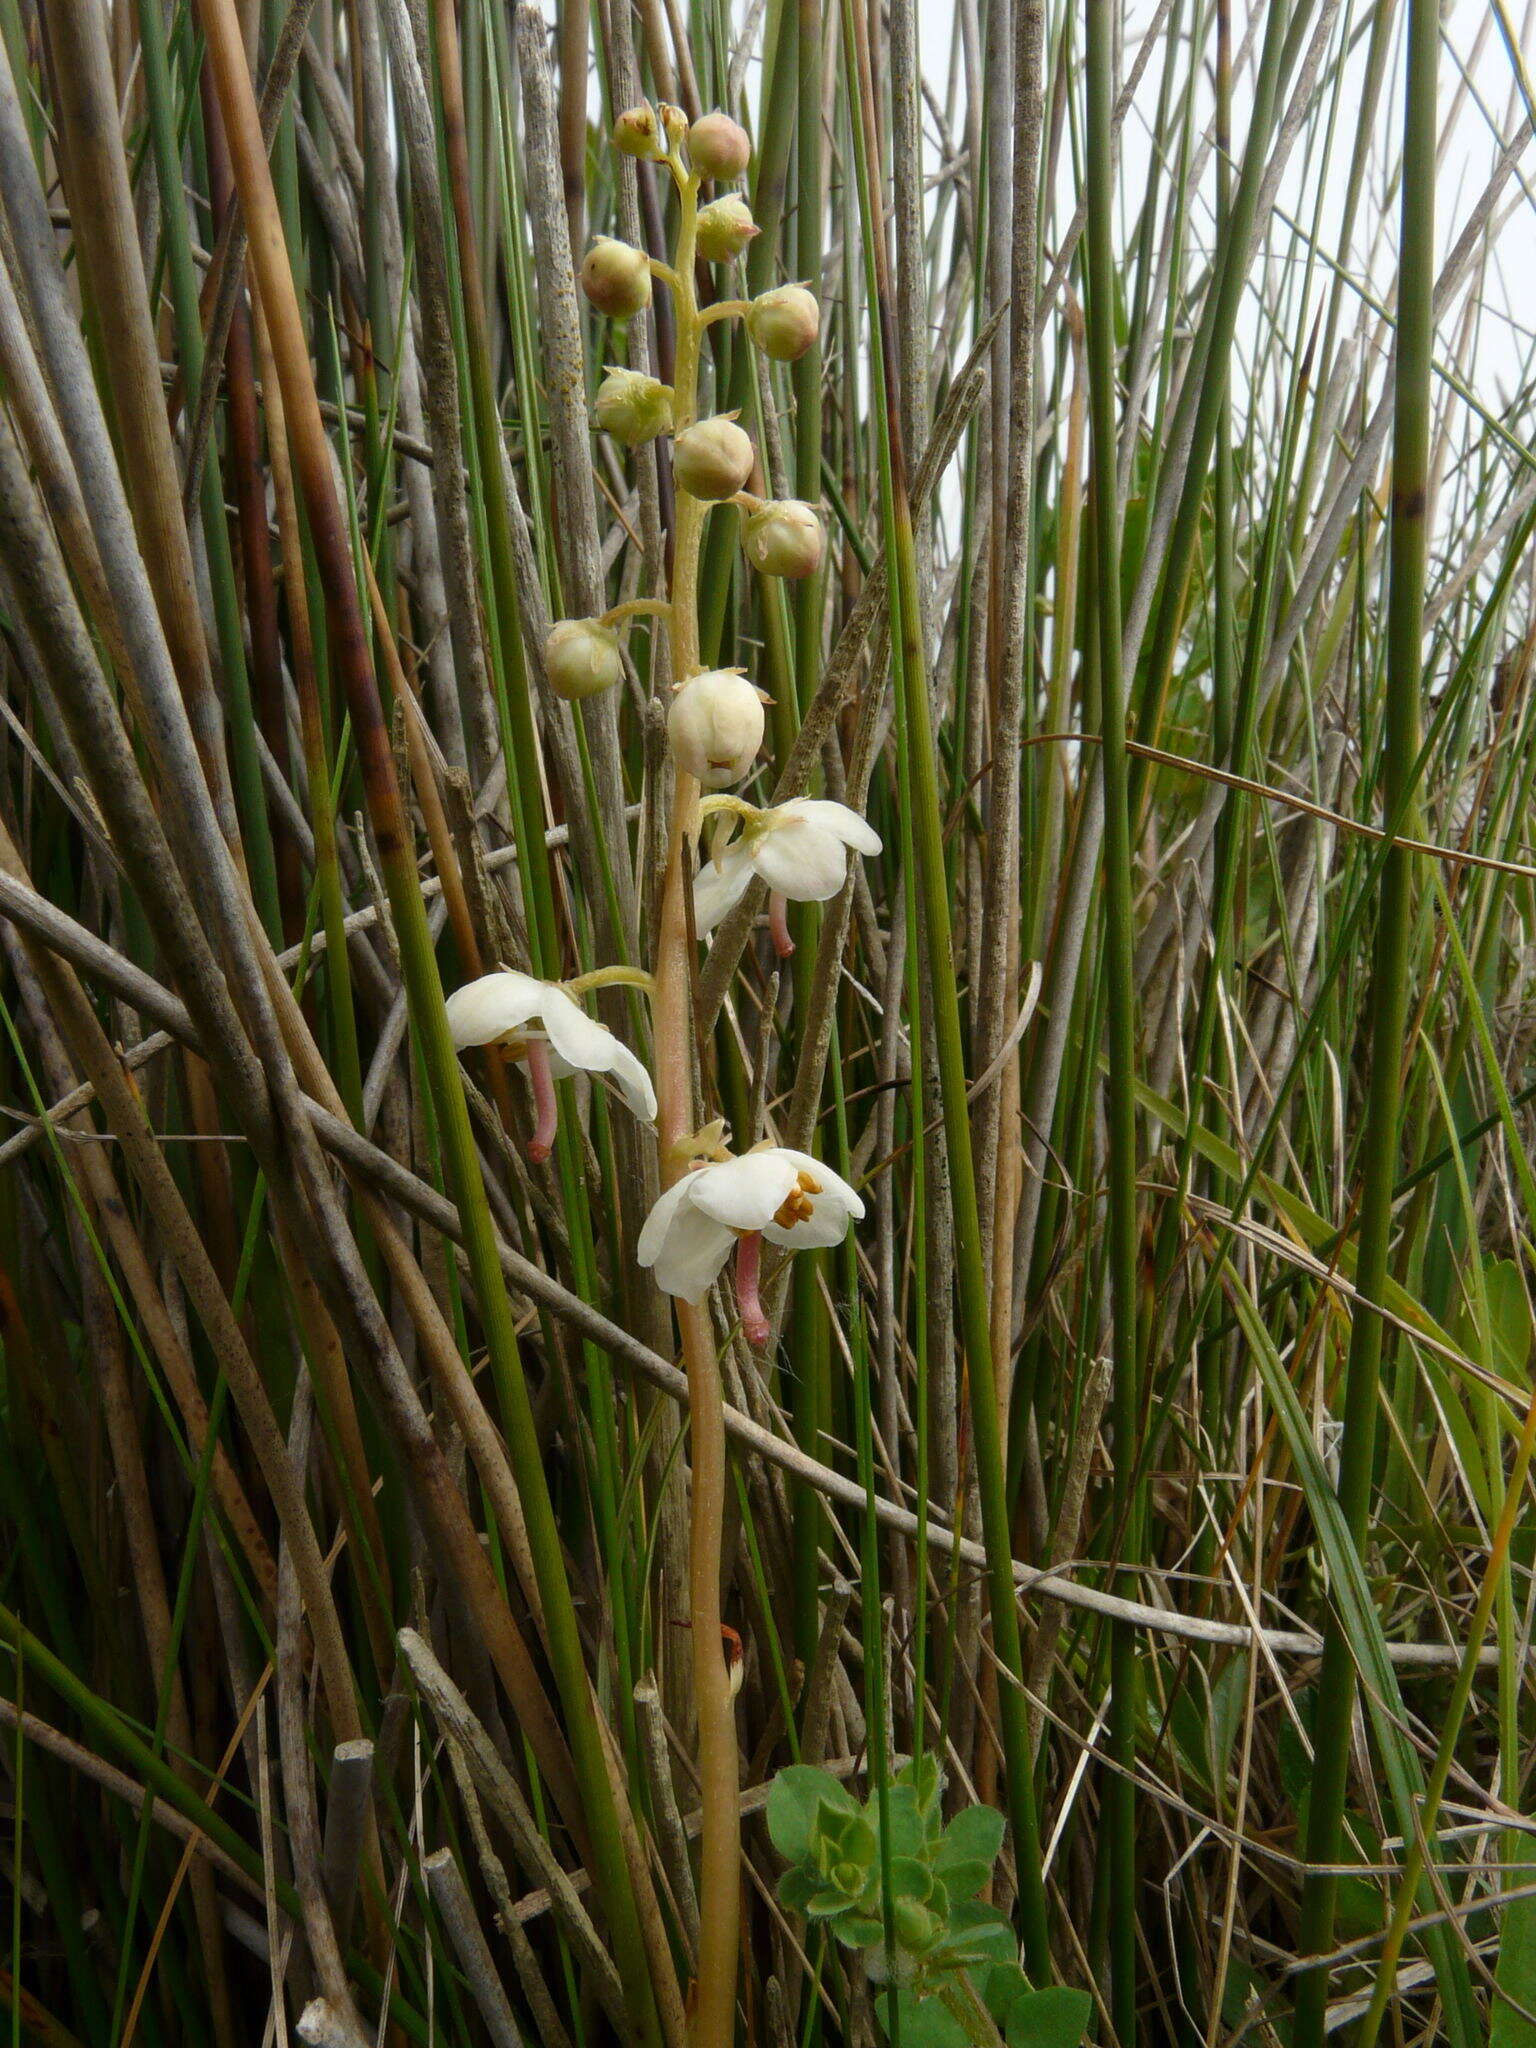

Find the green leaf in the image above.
[
  {"left": 896, "top": 1752, "right": 945, "bottom": 1824},
  {"left": 778, "top": 1864, "right": 821, "bottom": 1913},
  {"left": 806, "top": 1882, "right": 858, "bottom": 1920},
  {"left": 936, "top": 1860, "right": 994, "bottom": 1906},
  {"left": 1484, "top": 1259, "right": 1532, "bottom": 1384},
  {"left": 834, "top": 1911, "right": 887, "bottom": 1948},
  {"left": 888, "top": 1989, "right": 969, "bottom": 2048},
  {"left": 937, "top": 1900, "right": 1018, "bottom": 1968},
  {"left": 1208, "top": 1655, "right": 1249, "bottom": 1791},
  {"left": 882, "top": 1781, "right": 930, "bottom": 1859},
  {"left": 767, "top": 1765, "right": 856, "bottom": 1862},
  {"left": 936, "top": 1805, "right": 1006, "bottom": 1874},
  {"left": 889, "top": 1854, "right": 935, "bottom": 1904},
  {"left": 1491, "top": 1848, "right": 1536, "bottom": 2048},
  {"left": 1002, "top": 1987, "right": 1092, "bottom": 2048}
]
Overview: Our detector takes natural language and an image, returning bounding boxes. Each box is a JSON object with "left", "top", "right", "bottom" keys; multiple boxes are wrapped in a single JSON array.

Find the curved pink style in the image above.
[
  {"left": 769, "top": 890, "right": 795, "bottom": 958},
  {"left": 524, "top": 1039, "right": 559, "bottom": 1162},
  {"left": 734, "top": 1231, "right": 770, "bottom": 1346}
]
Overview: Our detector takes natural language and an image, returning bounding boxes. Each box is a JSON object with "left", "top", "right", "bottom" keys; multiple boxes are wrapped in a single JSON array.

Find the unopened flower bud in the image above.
[
  {"left": 673, "top": 415, "right": 754, "bottom": 500},
  {"left": 581, "top": 238, "right": 652, "bottom": 319},
  {"left": 613, "top": 104, "right": 663, "bottom": 158},
  {"left": 594, "top": 368, "right": 674, "bottom": 445},
  {"left": 696, "top": 196, "right": 759, "bottom": 262},
  {"left": 744, "top": 499, "right": 824, "bottom": 579},
  {"left": 746, "top": 284, "right": 820, "bottom": 362},
  {"left": 545, "top": 618, "right": 623, "bottom": 700},
  {"left": 668, "top": 670, "right": 765, "bottom": 788},
  {"left": 660, "top": 103, "right": 690, "bottom": 153},
  {"left": 688, "top": 111, "right": 751, "bottom": 180}
]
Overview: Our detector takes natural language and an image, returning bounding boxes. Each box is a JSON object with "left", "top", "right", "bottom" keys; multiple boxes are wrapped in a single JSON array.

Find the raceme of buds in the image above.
[
  {"left": 446, "top": 969, "right": 657, "bottom": 1162},
  {"left": 672, "top": 415, "right": 755, "bottom": 500},
  {"left": 545, "top": 618, "right": 623, "bottom": 701},
  {"left": 638, "top": 1146, "right": 865, "bottom": 1339},
  {"left": 581, "top": 237, "right": 652, "bottom": 319},
  {"left": 687, "top": 111, "right": 751, "bottom": 180},
  {"left": 594, "top": 368, "right": 674, "bottom": 445},
  {"left": 744, "top": 499, "right": 824, "bottom": 579},
  {"left": 613, "top": 103, "right": 663, "bottom": 158},
  {"left": 668, "top": 670, "right": 765, "bottom": 788},
  {"left": 694, "top": 797, "right": 882, "bottom": 935},
  {"left": 696, "top": 196, "right": 759, "bottom": 262},
  {"left": 746, "top": 284, "right": 820, "bottom": 362}
]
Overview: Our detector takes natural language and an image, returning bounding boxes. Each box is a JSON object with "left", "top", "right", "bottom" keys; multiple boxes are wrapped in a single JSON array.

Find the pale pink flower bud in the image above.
[
  {"left": 672, "top": 415, "right": 755, "bottom": 500},
  {"left": 744, "top": 499, "right": 824, "bottom": 578},
  {"left": 594, "top": 368, "right": 674, "bottom": 446},
  {"left": 613, "top": 104, "right": 663, "bottom": 158},
  {"left": 580, "top": 237, "right": 652, "bottom": 319},
  {"left": 544, "top": 618, "right": 623, "bottom": 701},
  {"left": 746, "top": 284, "right": 820, "bottom": 362},
  {"left": 668, "top": 670, "right": 765, "bottom": 788},
  {"left": 695, "top": 195, "right": 760, "bottom": 262},
  {"left": 688, "top": 111, "right": 751, "bottom": 180}
]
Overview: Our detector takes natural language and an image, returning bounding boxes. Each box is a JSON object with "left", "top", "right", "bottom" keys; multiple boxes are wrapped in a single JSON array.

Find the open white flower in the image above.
[
  {"left": 445, "top": 969, "right": 656, "bottom": 1161},
  {"left": 637, "top": 1144, "right": 864, "bottom": 1342},
  {"left": 694, "top": 798, "right": 881, "bottom": 951}
]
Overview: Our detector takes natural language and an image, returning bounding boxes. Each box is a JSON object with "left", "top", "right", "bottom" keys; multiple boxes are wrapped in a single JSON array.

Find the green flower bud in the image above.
[
  {"left": 746, "top": 284, "right": 820, "bottom": 362},
  {"left": 688, "top": 111, "right": 751, "bottom": 180},
  {"left": 544, "top": 618, "right": 623, "bottom": 701},
  {"left": 612, "top": 103, "right": 663, "bottom": 158},
  {"left": 594, "top": 368, "right": 674, "bottom": 446},
  {"left": 580, "top": 237, "right": 652, "bottom": 319},
  {"left": 668, "top": 670, "right": 765, "bottom": 788},
  {"left": 696, "top": 195, "right": 760, "bottom": 262},
  {"left": 659, "top": 102, "right": 690, "bottom": 153},
  {"left": 744, "top": 499, "right": 824, "bottom": 578},
  {"left": 673, "top": 415, "right": 755, "bottom": 500}
]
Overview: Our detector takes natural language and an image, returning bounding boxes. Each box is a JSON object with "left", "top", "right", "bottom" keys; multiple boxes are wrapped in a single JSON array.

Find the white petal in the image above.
[
  {"left": 537, "top": 985, "right": 619, "bottom": 1070},
  {"left": 603, "top": 1039, "right": 659, "bottom": 1122},
  {"left": 693, "top": 846, "right": 755, "bottom": 936},
  {"left": 688, "top": 1150, "right": 801, "bottom": 1231},
  {"left": 444, "top": 970, "right": 546, "bottom": 1049},
  {"left": 534, "top": 986, "right": 658, "bottom": 1123},
  {"left": 776, "top": 798, "right": 883, "bottom": 856},
  {"left": 762, "top": 1204, "right": 856, "bottom": 1251},
  {"left": 638, "top": 1178, "right": 735, "bottom": 1301},
  {"left": 637, "top": 1175, "right": 697, "bottom": 1268},
  {"left": 751, "top": 818, "right": 849, "bottom": 901},
  {"left": 776, "top": 1148, "right": 866, "bottom": 1222}
]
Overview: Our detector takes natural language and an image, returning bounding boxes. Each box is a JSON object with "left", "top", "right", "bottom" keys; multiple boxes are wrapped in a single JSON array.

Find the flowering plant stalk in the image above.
[{"left": 649, "top": 138, "right": 743, "bottom": 2042}]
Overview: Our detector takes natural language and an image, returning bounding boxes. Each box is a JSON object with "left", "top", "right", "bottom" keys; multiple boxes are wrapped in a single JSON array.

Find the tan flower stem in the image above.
[{"left": 651, "top": 145, "right": 741, "bottom": 2048}]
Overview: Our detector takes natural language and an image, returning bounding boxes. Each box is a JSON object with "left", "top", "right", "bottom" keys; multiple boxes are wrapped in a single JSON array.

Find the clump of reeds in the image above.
[{"left": 0, "top": 0, "right": 1534, "bottom": 2044}]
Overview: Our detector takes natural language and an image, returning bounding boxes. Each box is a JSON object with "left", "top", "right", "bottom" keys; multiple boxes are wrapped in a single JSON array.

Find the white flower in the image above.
[
  {"left": 637, "top": 1145, "right": 864, "bottom": 1341},
  {"left": 445, "top": 969, "right": 656, "bottom": 1160},
  {"left": 668, "top": 670, "right": 766, "bottom": 788},
  {"left": 694, "top": 798, "right": 882, "bottom": 937}
]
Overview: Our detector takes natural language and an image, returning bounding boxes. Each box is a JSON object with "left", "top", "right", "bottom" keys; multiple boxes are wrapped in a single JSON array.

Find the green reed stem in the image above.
[
  {"left": 1292, "top": 0, "right": 1437, "bottom": 2035},
  {"left": 840, "top": 0, "right": 1048, "bottom": 1982}
]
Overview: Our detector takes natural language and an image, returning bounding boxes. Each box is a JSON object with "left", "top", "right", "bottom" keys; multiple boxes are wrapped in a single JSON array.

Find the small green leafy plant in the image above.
[{"left": 767, "top": 1759, "right": 1091, "bottom": 2048}]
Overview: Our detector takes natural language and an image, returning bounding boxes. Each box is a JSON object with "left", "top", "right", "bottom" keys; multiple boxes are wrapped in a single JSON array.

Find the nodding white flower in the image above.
[
  {"left": 445, "top": 969, "right": 656, "bottom": 1162},
  {"left": 637, "top": 1145, "right": 865, "bottom": 1343},
  {"left": 694, "top": 798, "right": 881, "bottom": 951}
]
